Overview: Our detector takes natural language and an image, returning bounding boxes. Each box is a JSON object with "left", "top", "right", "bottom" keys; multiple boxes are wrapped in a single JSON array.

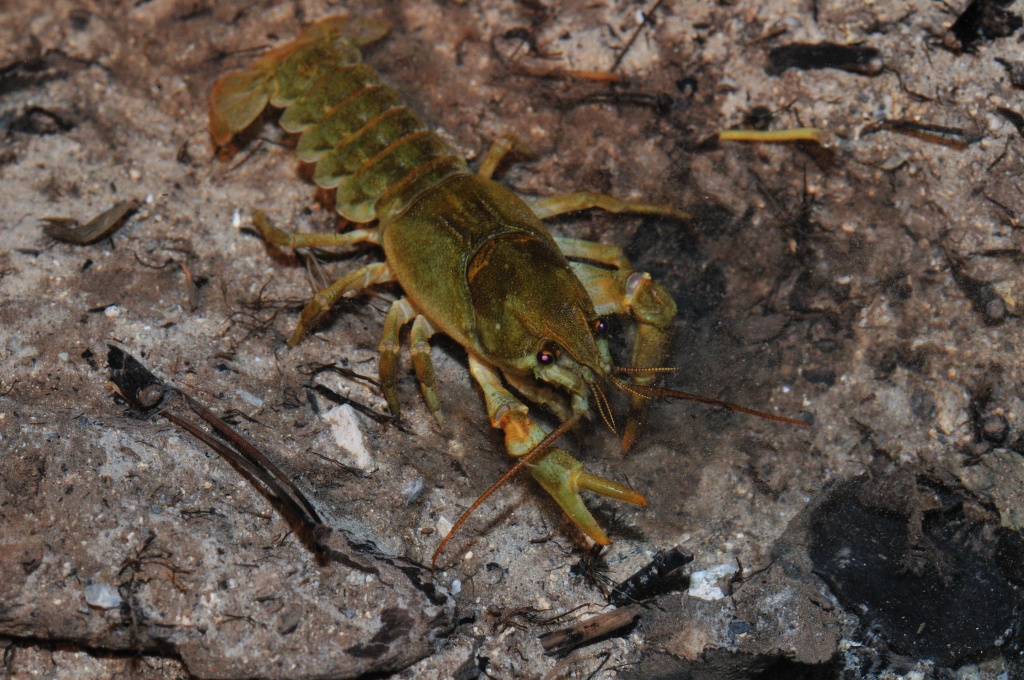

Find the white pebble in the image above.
[
  {"left": 688, "top": 563, "right": 739, "bottom": 601},
  {"left": 235, "top": 389, "right": 264, "bottom": 408},
  {"left": 84, "top": 583, "right": 122, "bottom": 609},
  {"left": 402, "top": 478, "right": 424, "bottom": 504},
  {"left": 322, "top": 404, "right": 374, "bottom": 470},
  {"left": 451, "top": 579, "right": 462, "bottom": 594}
]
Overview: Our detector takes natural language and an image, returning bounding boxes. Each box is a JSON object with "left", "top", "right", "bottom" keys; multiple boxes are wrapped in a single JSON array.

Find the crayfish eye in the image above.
[
  {"left": 536, "top": 343, "right": 559, "bottom": 366},
  {"left": 593, "top": 317, "right": 609, "bottom": 336}
]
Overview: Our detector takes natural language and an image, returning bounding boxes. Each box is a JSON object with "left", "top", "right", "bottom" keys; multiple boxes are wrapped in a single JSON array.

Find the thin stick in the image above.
[
  {"left": 611, "top": 0, "right": 664, "bottom": 72},
  {"left": 431, "top": 411, "right": 583, "bottom": 570},
  {"left": 182, "top": 394, "right": 324, "bottom": 524}
]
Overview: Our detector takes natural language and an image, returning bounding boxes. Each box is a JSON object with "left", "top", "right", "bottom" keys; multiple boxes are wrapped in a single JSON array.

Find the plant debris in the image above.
[
  {"left": 767, "top": 43, "right": 883, "bottom": 75},
  {"left": 42, "top": 199, "right": 140, "bottom": 244}
]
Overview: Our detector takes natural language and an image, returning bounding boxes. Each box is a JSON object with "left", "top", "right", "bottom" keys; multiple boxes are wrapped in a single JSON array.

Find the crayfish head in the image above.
[
  {"left": 528, "top": 327, "right": 618, "bottom": 433},
  {"left": 468, "top": 235, "right": 614, "bottom": 422}
]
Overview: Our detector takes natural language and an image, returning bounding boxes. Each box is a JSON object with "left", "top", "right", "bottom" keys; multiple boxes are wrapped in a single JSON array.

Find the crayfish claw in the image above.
[{"left": 528, "top": 448, "right": 646, "bottom": 546}]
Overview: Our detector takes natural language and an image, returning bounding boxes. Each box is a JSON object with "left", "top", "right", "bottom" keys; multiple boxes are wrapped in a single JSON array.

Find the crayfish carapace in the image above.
[{"left": 210, "top": 15, "right": 806, "bottom": 567}]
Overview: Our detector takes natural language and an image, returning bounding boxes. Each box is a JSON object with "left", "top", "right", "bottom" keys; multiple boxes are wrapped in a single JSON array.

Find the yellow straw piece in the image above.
[{"left": 719, "top": 127, "right": 826, "bottom": 145}]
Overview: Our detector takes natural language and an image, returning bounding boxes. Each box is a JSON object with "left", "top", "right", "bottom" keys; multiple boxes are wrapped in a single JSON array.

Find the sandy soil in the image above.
[{"left": 1, "top": 0, "right": 1022, "bottom": 678}]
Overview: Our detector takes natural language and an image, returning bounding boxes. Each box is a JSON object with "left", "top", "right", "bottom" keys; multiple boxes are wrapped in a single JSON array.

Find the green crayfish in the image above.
[{"left": 210, "top": 15, "right": 803, "bottom": 566}]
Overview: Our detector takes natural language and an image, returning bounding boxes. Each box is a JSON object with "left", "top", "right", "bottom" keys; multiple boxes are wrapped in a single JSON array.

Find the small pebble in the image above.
[
  {"left": 322, "top": 404, "right": 373, "bottom": 470},
  {"left": 688, "top": 563, "right": 739, "bottom": 601},
  {"left": 436, "top": 516, "right": 453, "bottom": 537},
  {"left": 402, "top": 478, "right": 425, "bottom": 505},
  {"left": 985, "top": 296, "right": 1006, "bottom": 323},
  {"left": 84, "top": 582, "right": 122, "bottom": 610},
  {"left": 235, "top": 389, "right": 265, "bottom": 408},
  {"left": 981, "top": 414, "right": 1009, "bottom": 444}
]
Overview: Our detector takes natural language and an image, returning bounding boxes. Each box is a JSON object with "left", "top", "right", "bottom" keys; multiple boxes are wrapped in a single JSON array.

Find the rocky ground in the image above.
[{"left": 1, "top": 0, "right": 1023, "bottom": 678}]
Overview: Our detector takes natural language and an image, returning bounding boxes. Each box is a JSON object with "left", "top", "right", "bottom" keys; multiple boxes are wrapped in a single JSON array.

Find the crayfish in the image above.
[{"left": 210, "top": 15, "right": 804, "bottom": 566}]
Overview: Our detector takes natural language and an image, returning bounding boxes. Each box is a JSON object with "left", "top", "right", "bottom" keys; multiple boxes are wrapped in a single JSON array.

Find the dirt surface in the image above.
[{"left": 2, "top": 0, "right": 1023, "bottom": 678}]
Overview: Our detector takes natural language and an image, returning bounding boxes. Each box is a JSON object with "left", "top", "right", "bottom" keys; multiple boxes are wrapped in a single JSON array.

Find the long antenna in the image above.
[
  {"left": 611, "top": 376, "right": 809, "bottom": 428},
  {"left": 431, "top": 411, "right": 583, "bottom": 570}
]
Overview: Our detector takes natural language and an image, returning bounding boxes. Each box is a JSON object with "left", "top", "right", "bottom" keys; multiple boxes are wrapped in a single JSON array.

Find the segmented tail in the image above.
[{"left": 210, "top": 15, "right": 468, "bottom": 223}]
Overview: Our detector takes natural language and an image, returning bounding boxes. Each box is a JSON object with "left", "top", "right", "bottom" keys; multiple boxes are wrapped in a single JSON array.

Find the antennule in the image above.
[
  {"left": 613, "top": 366, "right": 680, "bottom": 375},
  {"left": 592, "top": 383, "right": 617, "bottom": 434}
]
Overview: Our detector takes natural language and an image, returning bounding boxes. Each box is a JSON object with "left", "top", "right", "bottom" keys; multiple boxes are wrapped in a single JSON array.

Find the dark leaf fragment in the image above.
[{"left": 768, "top": 43, "right": 882, "bottom": 76}]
